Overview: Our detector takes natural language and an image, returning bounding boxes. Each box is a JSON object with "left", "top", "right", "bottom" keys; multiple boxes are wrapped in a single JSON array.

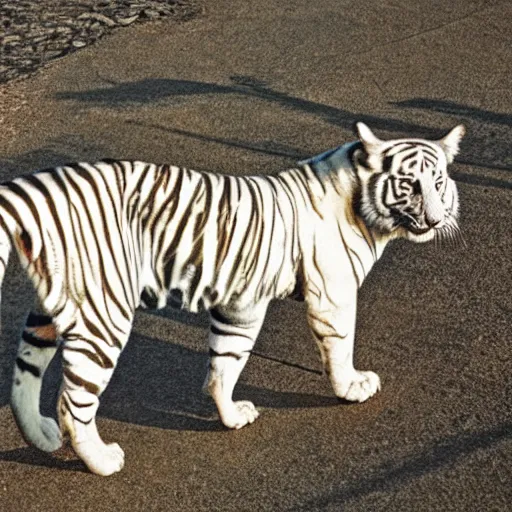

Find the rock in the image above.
[
  {"left": 141, "top": 9, "right": 162, "bottom": 20},
  {"left": 0, "top": 0, "right": 200, "bottom": 84},
  {"left": 117, "top": 15, "right": 140, "bottom": 26},
  {"left": 77, "top": 12, "right": 117, "bottom": 27},
  {"left": 3, "top": 35, "right": 22, "bottom": 44}
]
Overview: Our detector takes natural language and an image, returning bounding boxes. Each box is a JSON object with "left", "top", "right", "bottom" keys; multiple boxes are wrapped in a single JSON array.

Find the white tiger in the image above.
[{"left": 0, "top": 122, "right": 464, "bottom": 475}]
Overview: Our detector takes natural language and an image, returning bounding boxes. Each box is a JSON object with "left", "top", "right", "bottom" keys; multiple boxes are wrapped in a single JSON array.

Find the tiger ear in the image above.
[
  {"left": 354, "top": 122, "right": 383, "bottom": 155},
  {"left": 436, "top": 125, "right": 466, "bottom": 163}
]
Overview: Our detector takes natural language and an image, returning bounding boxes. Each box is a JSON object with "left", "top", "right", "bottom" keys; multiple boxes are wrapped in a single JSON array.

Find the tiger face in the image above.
[{"left": 353, "top": 123, "right": 465, "bottom": 243}]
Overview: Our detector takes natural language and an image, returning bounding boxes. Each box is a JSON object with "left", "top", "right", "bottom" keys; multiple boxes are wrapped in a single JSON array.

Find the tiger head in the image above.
[{"left": 352, "top": 122, "right": 465, "bottom": 243}]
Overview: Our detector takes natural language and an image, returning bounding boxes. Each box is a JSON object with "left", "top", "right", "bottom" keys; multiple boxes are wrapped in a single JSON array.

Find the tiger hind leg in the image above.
[
  {"left": 11, "top": 312, "right": 62, "bottom": 452},
  {"left": 57, "top": 318, "right": 132, "bottom": 476}
]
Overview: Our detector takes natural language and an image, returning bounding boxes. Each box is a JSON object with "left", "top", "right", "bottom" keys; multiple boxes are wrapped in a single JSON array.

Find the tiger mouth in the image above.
[
  {"left": 406, "top": 225, "right": 431, "bottom": 236},
  {"left": 391, "top": 214, "right": 431, "bottom": 236}
]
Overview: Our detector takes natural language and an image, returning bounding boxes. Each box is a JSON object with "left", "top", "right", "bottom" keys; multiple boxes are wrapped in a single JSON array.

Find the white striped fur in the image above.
[{"left": 0, "top": 123, "right": 464, "bottom": 475}]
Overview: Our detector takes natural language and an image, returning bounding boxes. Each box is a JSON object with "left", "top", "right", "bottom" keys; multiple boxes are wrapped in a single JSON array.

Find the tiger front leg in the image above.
[
  {"left": 203, "top": 308, "right": 265, "bottom": 429},
  {"left": 308, "top": 302, "right": 381, "bottom": 403}
]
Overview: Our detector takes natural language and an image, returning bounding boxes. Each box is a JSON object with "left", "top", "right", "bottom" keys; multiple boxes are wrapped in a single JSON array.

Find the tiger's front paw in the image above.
[
  {"left": 75, "top": 440, "right": 125, "bottom": 476},
  {"left": 334, "top": 370, "right": 381, "bottom": 403},
  {"left": 221, "top": 401, "right": 259, "bottom": 430}
]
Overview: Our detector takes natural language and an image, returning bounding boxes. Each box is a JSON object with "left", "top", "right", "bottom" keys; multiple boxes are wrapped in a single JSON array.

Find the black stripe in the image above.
[
  {"left": 209, "top": 348, "right": 245, "bottom": 360},
  {"left": 16, "top": 357, "right": 41, "bottom": 377},
  {"left": 290, "top": 170, "right": 323, "bottom": 219},
  {"left": 382, "top": 155, "right": 394, "bottom": 172},
  {"left": 63, "top": 367, "right": 100, "bottom": 395},
  {"left": 153, "top": 165, "right": 184, "bottom": 242},
  {"left": 66, "top": 339, "right": 114, "bottom": 369},
  {"left": 6, "top": 182, "right": 44, "bottom": 255},
  {"left": 216, "top": 201, "right": 238, "bottom": 271},
  {"left": 22, "top": 330, "right": 56, "bottom": 349},
  {"left": 347, "top": 141, "right": 368, "bottom": 169},
  {"left": 383, "top": 142, "right": 412, "bottom": 155},
  {"left": 423, "top": 155, "right": 438, "bottom": 169},
  {"left": 355, "top": 215, "right": 378, "bottom": 261},
  {"left": 303, "top": 165, "right": 327, "bottom": 194},
  {"left": 81, "top": 299, "right": 122, "bottom": 349},
  {"left": 93, "top": 163, "right": 137, "bottom": 311},
  {"left": 71, "top": 165, "right": 134, "bottom": 318},
  {"left": 215, "top": 176, "right": 233, "bottom": 270},
  {"left": 26, "top": 312, "right": 53, "bottom": 327},
  {"left": 254, "top": 178, "right": 277, "bottom": 299},
  {"left": 162, "top": 176, "right": 205, "bottom": 287},
  {"left": 209, "top": 324, "right": 254, "bottom": 342},
  {"left": 210, "top": 308, "right": 234, "bottom": 325},
  {"left": 25, "top": 173, "right": 69, "bottom": 262},
  {"left": 311, "top": 243, "right": 334, "bottom": 304},
  {"left": 212, "top": 175, "right": 241, "bottom": 275},
  {"left": 276, "top": 173, "right": 300, "bottom": 259},
  {"left": 62, "top": 394, "right": 93, "bottom": 425},
  {"left": 66, "top": 394, "right": 95, "bottom": 409},
  {"left": 243, "top": 178, "right": 266, "bottom": 283},
  {"left": 139, "top": 165, "right": 168, "bottom": 228},
  {"left": 126, "top": 162, "right": 152, "bottom": 203},
  {"left": 71, "top": 197, "right": 132, "bottom": 323},
  {"left": 184, "top": 176, "right": 212, "bottom": 292},
  {"left": 223, "top": 179, "right": 257, "bottom": 287},
  {"left": 418, "top": 145, "right": 439, "bottom": 160},
  {"left": 400, "top": 151, "right": 420, "bottom": 164},
  {"left": 210, "top": 324, "right": 232, "bottom": 337},
  {"left": 0, "top": 195, "right": 27, "bottom": 234},
  {"left": 337, "top": 223, "right": 361, "bottom": 288},
  {"left": 55, "top": 174, "right": 132, "bottom": 345},
  {"left": 69, "top": 201, "right": 131, "bottom": 332},
  {"left": 9, "top": 179, "right": 45, "bottom": 222},
  {"left": 282, "top": 172, "right": 308, "bottom": 208}
]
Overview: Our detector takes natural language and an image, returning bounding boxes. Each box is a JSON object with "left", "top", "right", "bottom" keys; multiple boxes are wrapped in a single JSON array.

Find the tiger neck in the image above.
[{"left": 300, "top": 143, "right": 393, "bottom": 286}]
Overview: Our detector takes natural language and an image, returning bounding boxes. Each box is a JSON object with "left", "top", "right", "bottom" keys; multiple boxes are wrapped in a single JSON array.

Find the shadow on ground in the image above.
[
  {"left": 293, "top": 422, "right": 512, "bottom": 510},
  {"left": 54, "top": 76, "right": 512, "bottom": 188}
]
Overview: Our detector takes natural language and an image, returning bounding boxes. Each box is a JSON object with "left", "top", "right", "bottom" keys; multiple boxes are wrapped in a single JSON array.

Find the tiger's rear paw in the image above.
[
  {"left": 75, "top": 440, "right": 125, "bottom": 476},
  {"left": 38, "top": 416, "right": 63, "bottom": 452},
  {"left": 222, "top": 401, "right": 259, "bottom": 430},
  {"left": 335, "top": 371, "right": 381, "bottom": 403}
]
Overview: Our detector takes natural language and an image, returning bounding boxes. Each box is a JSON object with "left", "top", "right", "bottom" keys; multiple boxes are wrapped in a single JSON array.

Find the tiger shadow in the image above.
[
  {"left": 23, "top": 331, "right": 336, "bottom": 438},
  {"left": 64, "top": 325, "right": 336, "bottom": 433}
]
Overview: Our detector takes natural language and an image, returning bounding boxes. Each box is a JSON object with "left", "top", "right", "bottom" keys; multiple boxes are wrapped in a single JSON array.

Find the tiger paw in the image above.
[
  {"left": 221, "top": 401, "right": 259, "bottom": 430},
  {"left": 38, "top": 416, "right": 63, "bottom": 452},
  {"left": 75, "top": 440, "right": 125, "bottom": 476},
  {"left": 335, "top": 370, "right": 381, "bottom": 403}
]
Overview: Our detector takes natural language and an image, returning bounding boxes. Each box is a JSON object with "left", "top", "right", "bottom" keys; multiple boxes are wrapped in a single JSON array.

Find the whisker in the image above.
[
  {"left": 456, "top": 227, "right": 467, "bottom": 249},
  {"left": 449, "top": 229, "right": 456, "bottom": 248},
  {"left": 445, "top": 219, "right": 465, "bottom": 249},
  {"left": 438, "top": 219, "right": 463, "bottom": 249}
]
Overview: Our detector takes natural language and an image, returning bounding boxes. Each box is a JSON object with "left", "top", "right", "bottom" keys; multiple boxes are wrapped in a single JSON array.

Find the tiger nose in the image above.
[{"left": 424, "top": 200, "right": 444, "bottom": 228}]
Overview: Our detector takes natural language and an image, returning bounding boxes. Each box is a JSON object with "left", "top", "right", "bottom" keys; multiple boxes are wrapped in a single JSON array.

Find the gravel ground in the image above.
[{"left": 0, "top": 1, "right": 201, "bottom": 84}]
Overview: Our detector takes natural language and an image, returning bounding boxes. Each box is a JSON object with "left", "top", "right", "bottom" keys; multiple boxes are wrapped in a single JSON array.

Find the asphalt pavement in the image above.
[{"left": 0, "top": 0, "right": 510, "bottom": 510}]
